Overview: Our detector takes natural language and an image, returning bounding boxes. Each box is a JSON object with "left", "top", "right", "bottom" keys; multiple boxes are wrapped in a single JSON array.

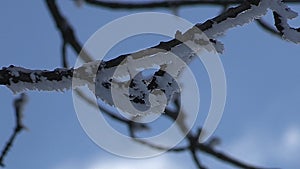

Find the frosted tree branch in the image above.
[
  {"left": 1, "top": 1, "right": 299, "bottom": 168},
  {"left": 83, "top": 0, "right": 300, "bottom": 9},
  {"left": 1, "top": 0, "right": 299, "bottom": 103},
  {"left": 273, "top": 12, "right": 300, "bottom": 43},
  {"left": 0, "top": 65, "right": 73, "bottom": 93}
]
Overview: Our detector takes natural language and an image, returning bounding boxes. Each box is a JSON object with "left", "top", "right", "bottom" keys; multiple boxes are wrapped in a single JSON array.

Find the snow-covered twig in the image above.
[
  {"left": 0, "top": 0, "right": 299, "bottom": 114},
  {"left": 83, "top": 0, "right": 300, "bottom": 10},
  {"left": 273, "top": 12, "right": 300, "bottom": 43},
  {"left": 270, "top": 0, "right": 300, "bottom": 43}
]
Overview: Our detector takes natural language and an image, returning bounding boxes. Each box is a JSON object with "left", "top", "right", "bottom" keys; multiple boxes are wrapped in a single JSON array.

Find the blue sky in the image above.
[{"left": 1, "top": 1, "right": 300, "bottom": 169}]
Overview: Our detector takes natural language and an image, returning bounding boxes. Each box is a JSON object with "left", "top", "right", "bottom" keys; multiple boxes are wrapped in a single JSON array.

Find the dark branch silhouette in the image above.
[
  {"left": 46, "top": 0, "right": 92, "bottom": 63},
  {"left": 0, "top": 94, "right": 27, "bottom": 167},
  {"left": 256, "top": 19, "right": 280, "bottom": 36}
]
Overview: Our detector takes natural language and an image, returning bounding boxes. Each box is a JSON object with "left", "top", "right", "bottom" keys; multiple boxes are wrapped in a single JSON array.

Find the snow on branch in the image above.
[
  {"left": 198, "top": 0, "right": 300, "bottom": 41},
  {"left": 270, "top": 0, "right": 300, "bottom": 43},
  {"left": 0, "top": 65, "right": 73, "bottom": 93},
  {"left": 273, "top": 11, "right": 300, "bottom": 43},
  {"left": 0, "top": 0, "right": 299, "bottom": 114},
  {"left": 83, "top": 0, "right": 300, "bottom": 9}
]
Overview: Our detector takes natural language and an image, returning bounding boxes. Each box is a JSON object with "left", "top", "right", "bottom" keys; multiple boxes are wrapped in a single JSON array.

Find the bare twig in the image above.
[
  {"left": 164, "top": 105, "right": 274, "bottom": 169},
  {"left": 0, "top": 93, "right": 28, "bottom": 167},
  {"left": 196, "top": 142, "right": 278, "bottom": 169},
  {"left": 46, "top": 0, "right": 92, "bottom": 63},
  {"left": 256, "top": 19, "right": 280, "bottom": 36},
  {"left": 74, "top": 89, "right": 149, "bottom": 131},
  {"left": 75, "top": 88, "right": 188, "bottom": 152},
  {"left": 190, "top": 150, "right": 206, "bottom": 169},
  {"left": 61, "top": 41, "right": 68, "bottom": 68}
]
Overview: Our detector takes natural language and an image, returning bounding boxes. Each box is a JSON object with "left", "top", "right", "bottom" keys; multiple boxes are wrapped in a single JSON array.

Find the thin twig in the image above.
[
  {"left": 165, "top": 104, "right": 274, "bottom": 169},
  {"left": 0, "top": 93, "right": 28, "bottom": 167},
  {"left": 46, "top": 0, "right": 92, "bottom": 62},
  {"left": 128, "top": 119, "right": 189, "bottom": 152},
  {"left": 75, "top": 88, "right": 187, "bottom": 152},
  {"left": 197, "top": 143, "right": 278, "bottom": 169},
  {"left": 256, "top": 19, "right": 280, "bottom": 37},
  {"left": 61, "top": 41, "right": 68, "bottom": 68},
  {"left": 190, "top": 150, "right": 207, "bottom": 169},
  {"left": 74, "top": 88, "right": 149, "bottom": 130},
  {"left": 186, "top": 129, "right": 207, "bottom": 169}
]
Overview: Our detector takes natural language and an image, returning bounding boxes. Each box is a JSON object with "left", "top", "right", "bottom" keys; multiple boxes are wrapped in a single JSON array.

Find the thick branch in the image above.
[
  {"left": 84, "top": 0, "right": 300, "bottom": 9},
  {"left": 1, "top": 0, "right": 299, "bottom": 111},
  {"left": 0, "top": 65, "right": 73, "bottom": 93}
]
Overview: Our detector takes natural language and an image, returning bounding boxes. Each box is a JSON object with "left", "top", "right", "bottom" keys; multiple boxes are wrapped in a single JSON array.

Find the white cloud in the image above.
[
  {"left": 53, "top": 154, "right": 188, "bottom": 169},
  {"left": 87, "top": 155, "right": 184, "bottom": 169},
  {"left": 282, "top": 126, "right": 300, "bottom": 150},
  {"left": 224, "top": 125, "right": 300, "bottom": 168}
]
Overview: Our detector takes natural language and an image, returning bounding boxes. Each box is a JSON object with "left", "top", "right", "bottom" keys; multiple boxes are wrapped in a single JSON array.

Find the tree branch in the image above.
[
  {"left": 256, "top": 19, "right": 280, "bottom": 36},
  {"left": 84, "top": 0, "right": 300, "bottom": 10},
  {"left": 273, "top": 11, "right": 300, "bottom": 43},
  {"left": 1, "top": 0, "right": 299, "bottom": 168},
  {"left": 196, "top": 142, "right": 278, "bottom": 169},
  {"left": 46, "top": 0, "right": 93, "bottom": 62},
  {"left": 0, "top": 94, "right": 28, "bottom": 168}
]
